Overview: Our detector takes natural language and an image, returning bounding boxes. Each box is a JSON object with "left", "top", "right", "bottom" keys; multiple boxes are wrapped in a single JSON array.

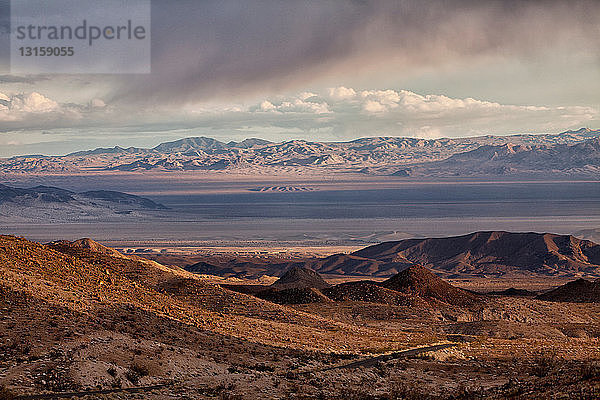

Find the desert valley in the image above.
[
  {"left": 1, "top": 129, "right": 600, "bottom": 398},
  {"left": 2, "top": 1, "right": 600, "bottom": 396}
]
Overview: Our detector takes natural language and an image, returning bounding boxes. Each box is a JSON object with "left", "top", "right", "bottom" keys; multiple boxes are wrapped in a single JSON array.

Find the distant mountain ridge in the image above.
[
  {"left": 0, "top": 183, "right": 166, "bottom": 222},
  {"left": 2, "top": 128, "right": 599, "bottom": 177},
  {"left": 0, "top": 183, "right": 165, "bottom": 209}
]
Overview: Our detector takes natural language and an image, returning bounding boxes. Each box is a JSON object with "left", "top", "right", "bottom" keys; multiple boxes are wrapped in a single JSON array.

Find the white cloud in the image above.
[
  {"left": 362, "top": 100, "right": 387, "bottom": 114},
  {"left": 254, "top": 94, "right": 331, "bottom": 114},
  {"left": 0, "top": 92, "right": 112, "bottom": 130},
  {"left": 328, "top": 86, "right": 356, "bottom": 100},
  {"left": 243, "top": 87, "right": 597, "bottom": 137},
  {"left": 0, "top": 92, "right": 59, "bottom": 115},
  {"left": 1, "top": 87, "right": 597, "bottom": 143}
]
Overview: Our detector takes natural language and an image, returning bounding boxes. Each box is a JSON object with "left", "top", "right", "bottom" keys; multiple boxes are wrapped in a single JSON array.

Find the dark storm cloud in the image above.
[{"left": 99, "top": 0, "right": 600, "bottom": 105}]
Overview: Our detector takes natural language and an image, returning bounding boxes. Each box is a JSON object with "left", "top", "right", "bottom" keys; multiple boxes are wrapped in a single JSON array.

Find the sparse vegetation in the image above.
[
  {"left": 2, "top": 235, "right": 600, "bottom": 398},
  {"left": 530, "top": 351, "right": 560, "bottom": 377},
  {"left": 0, "top": 386, "right": 15, "bottom": 400},
  {"left": 578, "top": 361, "right": 600, "bottom": 381}
]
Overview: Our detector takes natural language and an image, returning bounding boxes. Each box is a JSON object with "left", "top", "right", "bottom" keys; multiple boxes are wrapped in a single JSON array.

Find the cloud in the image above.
[
  {"left": 0, "top": 92, "right": 59, "bottom": 119},
  {"left": 251, "top": 87, "right": 598, "bottom": 137},
  {"left": 1, "top": 88, "right": 597, "bottom": 144},
  {"left": 160, "top": 87, "right": 599, "bottom": 139},
  {"left": 97, "top": 0, "right": 600, "bottom": 106},
  {"left": 0, "top": 91, "right": 112, "bottom": 129},
  {"left": 328, "top": 87, "right": 357, "bottom": 101},
  {"left": 253, "top": 95, "right": 331, "bottom": 114}
]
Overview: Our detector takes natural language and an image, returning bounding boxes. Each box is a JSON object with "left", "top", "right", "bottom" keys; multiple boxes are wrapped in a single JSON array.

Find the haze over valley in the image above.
[{"left": 2, "top": 0, "right": 600, "bottom": 397}]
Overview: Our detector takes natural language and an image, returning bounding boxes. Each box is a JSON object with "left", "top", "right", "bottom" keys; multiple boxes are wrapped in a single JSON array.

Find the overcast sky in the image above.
[{"left": 0, "top": 0, "right": 599, "bottom": 157}]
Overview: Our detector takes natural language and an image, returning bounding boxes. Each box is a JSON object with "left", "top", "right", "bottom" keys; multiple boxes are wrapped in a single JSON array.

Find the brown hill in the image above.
[
  {"left": 270, "top": 267, "right": 331, "bottom": 290},
  {"left": 300, "top": 253, "right": 415, "bottom": 277},
  {"left": 257, "top": 287, "right": 333, "bottom": 305},
  {"left": 50, "top": 238, "right": 125, "bottom": 258},
  {"left": 1, "top": 234, "right": 397, "bottom": 353},
  {"left": 381, "top": 265, "right": 480, "bottom": 306},
  {"left": 322, "top": 281, "right": 424, "bottom": 307},
  {"left": 537, "top": 278, "right": 600, "bottom": 303},
  {"left": 350, "top": 231, "right": 600, "bottom": 277}
]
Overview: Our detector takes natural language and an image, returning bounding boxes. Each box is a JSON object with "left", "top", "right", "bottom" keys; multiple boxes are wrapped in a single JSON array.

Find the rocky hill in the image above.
[
  {"left": 380, "top": 265, "right": 480, "bottom": 306},
  {"left": 322, "top": 281, "right": 422, "bottom": 306},
  {"left": 181, "top": 232, "right": 600, "bottom": 279},
  {"left": 537, "top": 278, "right": 600, "bottom": 303},
  {"left": 1, "top": 234, "right": 399, "bottom": 352},
  {"left": 270, "top": 267, "right": 331, "bottom": 290}
]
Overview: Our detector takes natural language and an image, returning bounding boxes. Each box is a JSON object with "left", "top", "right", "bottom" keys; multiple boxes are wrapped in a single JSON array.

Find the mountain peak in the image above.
[
  {"left": 271, "top": 267, "right": 331, "bottom": 290},
  {"left": 50, "top": 238, "right": 125, "bottom": 258},
  {"left": 382, "top": 265, "right": 479, "bottom": 305}
]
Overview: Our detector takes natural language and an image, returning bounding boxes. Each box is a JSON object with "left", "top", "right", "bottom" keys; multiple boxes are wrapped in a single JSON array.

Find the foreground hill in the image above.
[
  {"left": 3, "top": 235, "right": 600, "bottom": 398},
  {"left": 0, "top": 235, "right": 414, "bottom": 352}
]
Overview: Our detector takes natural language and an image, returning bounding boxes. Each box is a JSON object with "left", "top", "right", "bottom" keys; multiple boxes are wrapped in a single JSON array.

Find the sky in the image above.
[{"left": 0, "top": 0, "right": 599, "bottom": 157}]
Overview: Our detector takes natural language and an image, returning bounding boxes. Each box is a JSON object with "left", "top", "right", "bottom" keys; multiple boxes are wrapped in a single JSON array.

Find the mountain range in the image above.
[{"left": 1, "top": 128, "right": 598, "bottom": 177}]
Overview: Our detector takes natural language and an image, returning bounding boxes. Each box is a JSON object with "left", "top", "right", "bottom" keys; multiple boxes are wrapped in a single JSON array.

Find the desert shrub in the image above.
[
  {"left": 530, "top": 352, "right": 559, "bottom": 377},
  {"left": 110, "top": 377, "right": 122, "bottom": 389},
  {"left": 227, "top": 365, "right": 242, "bottom": 374},
  {"left": 389, "top": 381, "right": 428, "bottom": 400},
  {"left": 130, "top": 361, "right": 150, "bottom": 377},
  {"left": 124, "top": 361, "right": 150, "bottom": 384},
  {"left": 124, "top": 369, "right": 140, "bottom": 384},
  {"left": 216, "top": 383, "right": 241, "bottom": 400},
  {"left": 447, "top": 384, "right": 485, "bottom": 400},
  {"left": 0, "top": 385, "right": 15, "bottom": 400},
  {"left": 498, "top": 378, "right": 527, "bottom": 398},
  {"left": 578, "top": 361, "right": 600, "bottom": 380},
  {"left": 218, "top": 394, "right": 243, "bottom": 400},
  {"left": 250, "top": 363, "right": 274, "bottom": 372}
]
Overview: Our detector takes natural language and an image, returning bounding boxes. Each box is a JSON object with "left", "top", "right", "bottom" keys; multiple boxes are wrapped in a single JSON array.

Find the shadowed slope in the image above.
[
  {"left": 381, "top": 265, "right": 480, "bottom": 306},
  {"left": 351, "top": 231, "right": 600, "bottom": 276},
  {"left": 537, "top": 278, "right": 600, "bottom": 303},
  {"left": 322, "top": 281, "right": 425, "bottom": 307},
  {"left": 270, "top": 267, "right": 331, "bottom": 290}
]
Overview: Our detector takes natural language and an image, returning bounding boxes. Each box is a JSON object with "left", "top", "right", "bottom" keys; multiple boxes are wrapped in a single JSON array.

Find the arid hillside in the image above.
[{"left": 2, "top": 235, "right": 600, "bottom": 399}]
